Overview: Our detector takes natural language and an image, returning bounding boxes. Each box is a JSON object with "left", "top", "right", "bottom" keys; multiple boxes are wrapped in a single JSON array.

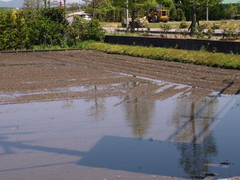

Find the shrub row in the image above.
[
  {"left": 0, "top": 8, "right": 105, "bottom": 51},
  {"left": 82, "top": 42, "right": 240, "bottom": 69}
]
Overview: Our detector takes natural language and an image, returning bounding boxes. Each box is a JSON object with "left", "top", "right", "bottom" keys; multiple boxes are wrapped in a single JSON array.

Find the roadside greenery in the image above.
[
  {"left": 0, "top": 8, "right": 105, "bottom": 51},
  {"left": 80, "top": 41, "right": 240, "bottom": 69}
]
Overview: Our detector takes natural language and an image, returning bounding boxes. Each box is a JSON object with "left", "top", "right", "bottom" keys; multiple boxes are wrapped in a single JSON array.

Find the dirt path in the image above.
[{"left": 0, "top": 50, "right": 239, "bottom": 104}]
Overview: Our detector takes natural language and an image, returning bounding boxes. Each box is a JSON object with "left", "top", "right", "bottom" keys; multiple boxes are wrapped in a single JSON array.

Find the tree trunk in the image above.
[
  {"left": 130, "top": 0, "right": 136, "bottom": 32},
  {"left": 36, "top": 0, "right": 40, "bottom": 9},
  {"left": 189, "top": 5, "right": 197, "bottom": 36},
  {"left": 43, "top": 0, "right": 47, "bottom": 8},
  {"left": 48, "top": 0, "right": 51, "bottom": 8},
  {"left": 93, "top": 7, "right": 96, "bottom": 19},
  {"left": 131, "top": 10, "right": 136, "bottom": 32}
]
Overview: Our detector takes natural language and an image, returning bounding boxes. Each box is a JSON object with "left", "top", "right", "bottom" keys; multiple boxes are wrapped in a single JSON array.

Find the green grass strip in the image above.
[{"left": 81, "top": 42, "right": 240, "bottom": 70}]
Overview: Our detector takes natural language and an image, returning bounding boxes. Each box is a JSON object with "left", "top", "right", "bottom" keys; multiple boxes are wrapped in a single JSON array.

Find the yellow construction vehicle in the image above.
[{"left": 146, "top": 8, "right": 169, "bottom": 23}]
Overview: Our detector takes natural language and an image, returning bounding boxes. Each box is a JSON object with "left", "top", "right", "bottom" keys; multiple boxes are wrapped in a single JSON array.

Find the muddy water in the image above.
[{"left": 0, "top": 81, "right": 240, "bottom": 179}]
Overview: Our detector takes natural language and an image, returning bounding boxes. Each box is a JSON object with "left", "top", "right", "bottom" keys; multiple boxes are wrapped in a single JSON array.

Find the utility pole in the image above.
[
  {"left": 126, "top": 0, "right": 129, "bottom": 29},
  {"left": 206, "top": 1, "right": 209, "bottom": 21},
  {"left": 64, "top": 0, "right": 66, "bottom": 11}
]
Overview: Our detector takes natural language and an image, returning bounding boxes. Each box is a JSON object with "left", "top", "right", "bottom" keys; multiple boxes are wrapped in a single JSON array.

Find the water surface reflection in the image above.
[{"left": 0, "top": 83, "right": 240, "bottom": 179}]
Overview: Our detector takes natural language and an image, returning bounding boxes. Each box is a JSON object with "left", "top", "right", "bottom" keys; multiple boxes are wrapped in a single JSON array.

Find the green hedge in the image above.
[{"left": 82, "top": 42, "right": 240, "bottom": 69}]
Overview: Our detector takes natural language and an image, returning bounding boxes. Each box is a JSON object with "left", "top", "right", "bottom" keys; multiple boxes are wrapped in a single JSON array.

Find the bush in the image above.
[
  {"left": 122, "top": 18, "right": 149, "bottom": 28},
  {"left": 0, "top": 8, "right": 105, "bottom": 50},
  {"left": 135, "top": 18, "right": 149, "bottom": 28},
  {"left": 27, "top": 17, "right": 65, "bottom": 47},
  {"left": 179, "top": 22, "right": 188, "bottom": 29},
  {"left": 86, "top": 20, "right": 106, "bottom": 41},
  {"left": 211, "top": 23, "right": 220, "bottom": 30},
  {"left": 69, "top": 16, "right": 105, "bottom": 42},
  {"left": 0, "top": 10, "right": 29, "bottom": 50},
  {"left": 40, "top": 7, "right": 68, "bottom": 25}
]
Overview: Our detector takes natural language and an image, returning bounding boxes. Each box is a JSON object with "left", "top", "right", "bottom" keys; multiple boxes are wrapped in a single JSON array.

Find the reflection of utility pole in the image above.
[{"left": 191, "top": 103, "right": 198, "bottom": 175}]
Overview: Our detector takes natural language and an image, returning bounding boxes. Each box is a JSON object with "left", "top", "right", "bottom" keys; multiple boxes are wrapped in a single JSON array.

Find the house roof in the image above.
[{"left": 222, "top": 0, "right": 240, "bottom": 4}]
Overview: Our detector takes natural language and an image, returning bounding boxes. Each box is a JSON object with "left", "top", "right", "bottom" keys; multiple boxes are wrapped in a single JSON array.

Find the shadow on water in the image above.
[{"left": 0, "top": 131, "right": 218, "bottom": 178}]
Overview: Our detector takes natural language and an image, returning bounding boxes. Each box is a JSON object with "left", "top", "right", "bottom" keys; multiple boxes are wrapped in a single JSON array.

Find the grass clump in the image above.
[{"left": 81, "top": 42, "right": 240, "bottom": 69}]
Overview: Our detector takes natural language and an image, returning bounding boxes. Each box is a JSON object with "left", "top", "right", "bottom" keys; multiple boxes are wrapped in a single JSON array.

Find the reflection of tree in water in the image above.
[
  {"left": 84, "top": 85, "right": 105, "bottom": 118},
  {"left": 171, "top": 97, "right": 219, "bottom": 177},
  {"left": 177, "top": 133, "right": 217, "bottom": 178},
  {"left": 123, "top": 82, "right": 156, "bottom": 138},
  {"left": 62, "top": 99, "right": 75, "bottom": 109}
]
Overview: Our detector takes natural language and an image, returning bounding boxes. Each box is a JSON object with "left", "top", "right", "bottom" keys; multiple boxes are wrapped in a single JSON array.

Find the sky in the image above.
[
  {"left": 0, "top": 0, "right": 84, "bottom": 2},
  {"left": 0, "top": 0, "right": 239, "bottom": 3},
  {"left": 0, "top": 0, "right": 85, "bottom": 8},
  {"left": 0, "top": 0, "right": 239, "bottom": 8}
]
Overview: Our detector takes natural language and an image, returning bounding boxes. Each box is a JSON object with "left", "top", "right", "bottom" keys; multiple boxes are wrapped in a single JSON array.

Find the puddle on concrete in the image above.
[{"left": 0, "top": 80, "right": 240, "bottom": 179}]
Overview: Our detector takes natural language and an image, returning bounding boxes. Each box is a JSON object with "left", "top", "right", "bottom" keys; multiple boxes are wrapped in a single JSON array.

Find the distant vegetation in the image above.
[
  {"left": 1, "top": 0, "right": 240, "bottom": 51},
  {"left": 0, "top": 7, "right": 14, "bottom": 11},
  {"left": 0, "top": 8, "right": 105, "bottom": 51}
]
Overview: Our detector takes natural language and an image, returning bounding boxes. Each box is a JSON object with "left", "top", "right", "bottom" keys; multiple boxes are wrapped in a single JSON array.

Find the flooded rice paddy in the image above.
[{"left": 0, "top": 76, "right": 240, "bottom": 179}]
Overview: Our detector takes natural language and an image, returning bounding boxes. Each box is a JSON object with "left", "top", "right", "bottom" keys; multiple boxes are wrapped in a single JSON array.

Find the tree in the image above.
[
  {"left": 23, "top": 0, "right": 57, "bottom": 9},
  {"left": 23, "top": 0, "right": 38, "bottom": 9},
  {"left": 156, "top": 0, "right": 172, "bottom": 8},
  {"left": 83, "top": 0, "right": 110, "bottom": 19},
  {"left": 175, "top": 0, "right": 222, "bottom": 35}
]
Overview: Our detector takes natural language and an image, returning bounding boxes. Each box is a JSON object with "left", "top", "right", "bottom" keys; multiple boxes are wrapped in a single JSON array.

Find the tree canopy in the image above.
[{"left": 175, "top": 0, "right": 222, "bottom": 35}]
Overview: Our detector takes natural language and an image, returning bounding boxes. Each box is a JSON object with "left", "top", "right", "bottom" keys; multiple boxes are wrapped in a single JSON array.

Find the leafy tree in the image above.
[
  {"left": 40, "top": 7, "right": 68, "bottom": 25},
  {"left": 237, "top": 3, "right": 240, "bottom": 14},
  {"left": 23, "top": 0, "right": 58, "bottom": 9},
  {"left": 228, "top": 3, "right": 238, "bottom": 18},
  {"left": 209, "top": 3, "right": 226, "bottom": 20},
  {"left": 86, "top": 20, "right": 106, "bottom": 41},
  {"left": 68, "top": 2, "right": 80, "bottom": 11},
  {"left": 169, "top": 2, "right": 177, "bottom": 20},
  {"left": 83, "top": 0, "right": 111, "bottom": 19},
  {"left": 68, "top": 16, "right": 105, "bottom": 42},
  {"left": 175, "top": 0, "right": 222, "bottom": 35},
  {"left": 23, "top": 0, "right": 39, "bottom": 9},
  {"left": 130, "top": 0, "right": 158, "bottom": 31},
  {"left": 27, "top": 16, "right": 65, "bottom": 46},
  {"left": 156, "top": 0, "right": 172, "bottom": 8},
  {"left": 176, "top": 7, "right": 186, "bottom": 21}
]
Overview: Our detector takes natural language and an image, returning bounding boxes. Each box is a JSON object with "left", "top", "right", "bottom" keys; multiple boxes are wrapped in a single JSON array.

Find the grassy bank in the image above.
[{"left": 81, "top": 41, "right": 240, "bottom": 69}]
